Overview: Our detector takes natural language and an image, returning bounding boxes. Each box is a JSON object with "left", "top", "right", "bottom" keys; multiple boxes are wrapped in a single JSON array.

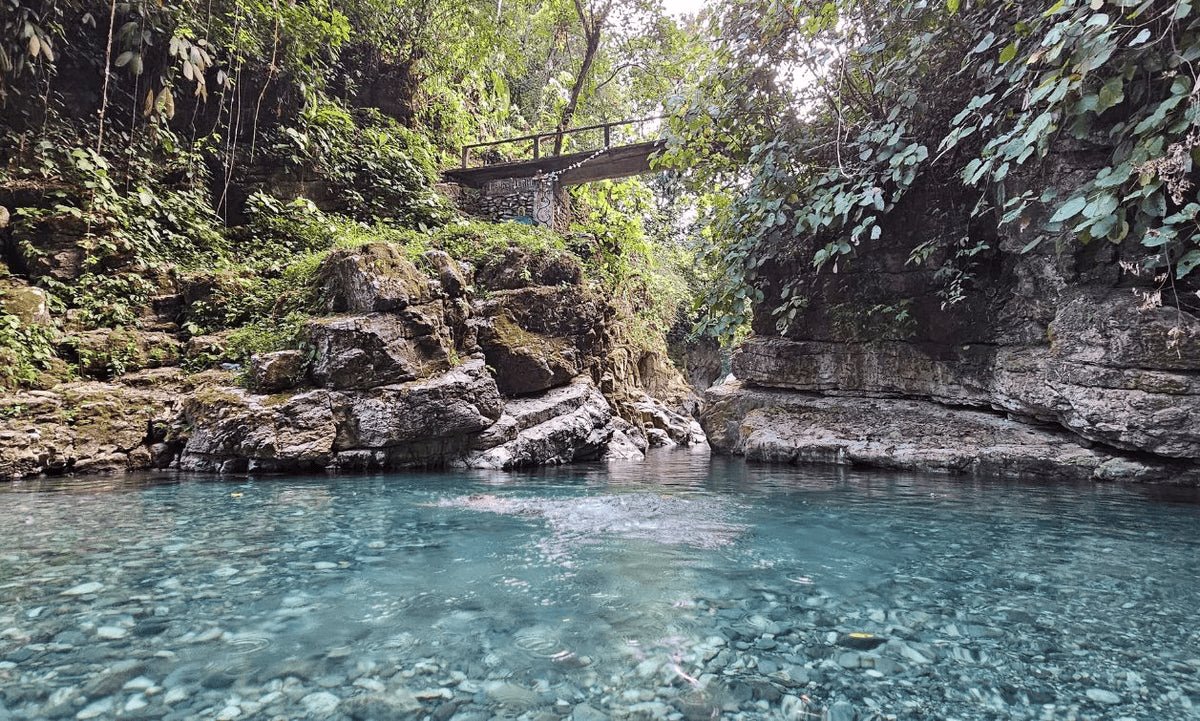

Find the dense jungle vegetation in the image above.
[
  {"left": 2, "top": 0, "right": 1200, "bottom": 386},
  {"left": 0, "top": 0, "right": 710, "bottom": 386}
]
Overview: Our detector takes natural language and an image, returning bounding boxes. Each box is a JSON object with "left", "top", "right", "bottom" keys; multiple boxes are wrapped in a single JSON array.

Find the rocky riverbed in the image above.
[{"left": 1, "top": 462, "right": 1198, "bottom": 721}]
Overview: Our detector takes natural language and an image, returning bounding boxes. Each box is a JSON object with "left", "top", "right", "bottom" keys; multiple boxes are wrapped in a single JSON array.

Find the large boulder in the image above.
[
  {"left": 331, "top": 357, "right": 503, "bottom": 452},
  {"left": 249, "top": 350, "right": 308, "bottom": 392},
  {"left": 179, "top": 387, "right": 338, "bottom": 473},
  {"left": 476, "top": 312, "right": 579, "bottom": 396},
  {"left": 317, "top": 242, "right": 435, "bottom": 313},
  {"left": 475, "top": 285, "right": 608, "bottom": 396},
  {"left": 473, "top": 247, "right": 583, "bottom": 290},
  {"left": 0, "top": 280, "right": 52, "bottom": 324},
  {"left": 307, "top": 306, "right": 452, "bottom": 390}
]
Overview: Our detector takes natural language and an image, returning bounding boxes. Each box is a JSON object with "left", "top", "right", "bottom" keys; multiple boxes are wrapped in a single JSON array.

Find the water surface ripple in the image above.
[{"left": 1, "top": 451, "right": 1198, "bottom": 720}]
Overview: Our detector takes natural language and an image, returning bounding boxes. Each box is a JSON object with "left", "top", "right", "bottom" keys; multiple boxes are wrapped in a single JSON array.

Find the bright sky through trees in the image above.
[{"left": 663, "top": 0, "right": 707, "bottom": 17}]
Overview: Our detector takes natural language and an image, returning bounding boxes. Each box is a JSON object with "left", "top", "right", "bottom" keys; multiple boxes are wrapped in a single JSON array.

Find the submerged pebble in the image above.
[{"left": 0, "top": 465, "right": 1196, "bottom": 721}]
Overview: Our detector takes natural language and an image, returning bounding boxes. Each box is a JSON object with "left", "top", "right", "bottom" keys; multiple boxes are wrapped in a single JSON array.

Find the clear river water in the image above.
[{"left": 1, "top": 450, "right": 1198, "bottom": 721}]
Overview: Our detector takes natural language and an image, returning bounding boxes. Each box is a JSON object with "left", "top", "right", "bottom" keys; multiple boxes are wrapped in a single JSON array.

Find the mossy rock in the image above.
[
  {"left": 317, "top": 242, "right": 434, "bottom": 313},
  {"left": 0, "top": 280, "right": 51, "bottom": 324}
]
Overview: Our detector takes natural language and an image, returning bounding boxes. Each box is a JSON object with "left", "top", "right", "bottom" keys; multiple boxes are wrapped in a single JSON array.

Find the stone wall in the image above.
[
  {"left": 473, "top": 177, "right": 570, "bottom": 230},
  {"left": 702, "top": 145, "right": 1200, "bottom": 484}
]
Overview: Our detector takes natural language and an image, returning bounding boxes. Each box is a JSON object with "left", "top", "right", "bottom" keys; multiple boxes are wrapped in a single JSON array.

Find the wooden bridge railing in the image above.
[{"left": 459, "top": 116, "right": 664, "bottom": 169}]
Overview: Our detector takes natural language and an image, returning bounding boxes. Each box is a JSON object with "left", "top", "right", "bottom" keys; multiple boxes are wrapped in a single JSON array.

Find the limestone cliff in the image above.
[{"left": 702, "top": 150, "right": 1200, "bottom": 484}]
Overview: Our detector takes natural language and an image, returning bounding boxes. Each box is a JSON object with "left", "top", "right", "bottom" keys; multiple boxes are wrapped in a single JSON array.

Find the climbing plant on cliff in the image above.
[{"left": 663, "top": 0, "right": 1200, "bottom": 338}]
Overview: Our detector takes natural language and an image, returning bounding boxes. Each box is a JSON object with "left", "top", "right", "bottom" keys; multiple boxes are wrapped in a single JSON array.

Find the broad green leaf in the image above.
[
  {"left": 999, "top": 42, "right": 1018, "bottom": 64},
  {"left": 1050, "top": 195, "right": 1088, "bottom": 222},
  {"left": 1096, "top": 77, "right": 1124, "bottom": 112}
]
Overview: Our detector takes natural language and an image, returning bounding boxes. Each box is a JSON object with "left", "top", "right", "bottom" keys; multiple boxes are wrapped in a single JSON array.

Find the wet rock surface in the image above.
[{"left": 703, "top": 382, "right": 1200, "bottom": 484}]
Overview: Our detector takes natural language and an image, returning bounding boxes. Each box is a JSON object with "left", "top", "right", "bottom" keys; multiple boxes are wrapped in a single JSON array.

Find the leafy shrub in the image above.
[
  {"left": 224, "top": 312, "right": 312, "bottom": 364},
  {"left": 0, "top": 314, "right": 57, "bottom": 388},
  {"left": 269, "top": 101, "right": 452, "bottom": 229},
  {"left": 665, "top": 0, "right": 1200, "bottom": 336},
  {"left": 429, "top": 219, "right": 566, "bottom": 265}
]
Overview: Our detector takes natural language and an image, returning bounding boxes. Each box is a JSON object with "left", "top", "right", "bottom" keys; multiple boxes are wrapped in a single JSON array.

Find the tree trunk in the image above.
[{"left": 554, "top": 0, "right": 608, "bottom": 155}]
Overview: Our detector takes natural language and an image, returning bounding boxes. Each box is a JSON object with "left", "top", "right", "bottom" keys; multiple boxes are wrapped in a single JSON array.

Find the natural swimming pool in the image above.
[{"left": 1, "top": 451, "right": 1198, "bottom": 720}]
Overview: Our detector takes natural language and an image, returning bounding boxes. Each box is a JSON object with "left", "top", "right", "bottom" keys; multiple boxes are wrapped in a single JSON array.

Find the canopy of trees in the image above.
[{"left": 662, "top": 0, "right": 1200, "bottom": 339}]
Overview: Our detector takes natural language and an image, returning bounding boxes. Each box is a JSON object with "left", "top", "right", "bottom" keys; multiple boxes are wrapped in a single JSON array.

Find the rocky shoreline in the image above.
[
  {"left": 0, "top": 243, "right": 705, "bottom": 480},
  {"left": 697, "top": 157, "right": 1200, "bottom": 486}
]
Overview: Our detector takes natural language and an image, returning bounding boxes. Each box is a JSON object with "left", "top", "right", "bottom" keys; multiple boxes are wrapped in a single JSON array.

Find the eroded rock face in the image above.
[
  {"left": 307, "top": 308, "right": 452, "bottom": 390},
  {"left": 66, "top": 329, "right": 183, "bottom": 379},
  {"left": 703, "top": 382, "right": 1198, "bottom": 484},
  {"left": 464, "top": 377, "right": 614, "bottom": 469},
  {"left": 704, "top": 146, "right": 1200, "bottom": 483},
  {"left": 333, "top": 358, "right": 503, "bottom": 452},
  {"left": 475, "top": 285, "right": 607, "bottom": 396},
  {"left": 180, "top": 387, "right": 338, "bottom": 473},
  {"left": 177, "top": 359, "right": 626, "bottom": 473},
  {"left": 2, "top": 235, "right": 700, "bottom": 479},
  {"left": 422, "top": 249, "right": 469, "bottom": 299},
  {"left": 0, "top": 369, "right": 187, "bottom": 479},
  {"left": 249, "top": 350, "right": 308, "bottom": 392},
  {"left": 474, "top": 247, "right": 583, "bottom": 290}
]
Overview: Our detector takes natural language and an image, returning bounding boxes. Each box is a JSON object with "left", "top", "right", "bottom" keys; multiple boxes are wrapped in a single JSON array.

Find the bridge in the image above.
[{"left": 442, "top": 118, "right": 666, "bottom": 227}]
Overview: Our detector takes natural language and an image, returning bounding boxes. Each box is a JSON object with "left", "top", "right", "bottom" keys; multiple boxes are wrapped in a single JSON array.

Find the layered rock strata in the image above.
[{"left": 702, "top": 152, "right": 1200, "bottom": 484}]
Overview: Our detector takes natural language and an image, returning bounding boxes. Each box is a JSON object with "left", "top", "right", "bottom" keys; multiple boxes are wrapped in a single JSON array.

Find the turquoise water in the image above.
[{"left": 1, "top": 451, "right": 1199, "bottom": 721}]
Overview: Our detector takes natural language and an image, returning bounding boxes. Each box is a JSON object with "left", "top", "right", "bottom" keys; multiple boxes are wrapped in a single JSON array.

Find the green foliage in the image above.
[
  {"left": 224, "top": 312, "right": 311, "bottom": 365},
  {"left": 429, "top": 219, "right": 566, "bottom": 264},
  {"left": 181, "top": 197, "right": 394, "bottom": 336},
  {"left": 0, "top": 314, "right": 57, "bottom": 388},
  {"left": 664, "top": 0, "right": 1200, "bottom": 335},
  {"left": 570, "top": 179, "right": 693, "bottom": 352},
  {"left": 269, "top": 102, "right": 451, "bottom": 229}
]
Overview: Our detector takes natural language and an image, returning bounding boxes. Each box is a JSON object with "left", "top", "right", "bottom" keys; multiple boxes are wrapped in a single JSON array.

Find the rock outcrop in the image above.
[
  {"left": 0, "top": 369, "right": 190, "bottom": 478},
  {"left": 2, "top": 240, "right": 703, "bottom": 479},
  {"left": 702, "top": 150, "right": 1200, "bottom": 484}
]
